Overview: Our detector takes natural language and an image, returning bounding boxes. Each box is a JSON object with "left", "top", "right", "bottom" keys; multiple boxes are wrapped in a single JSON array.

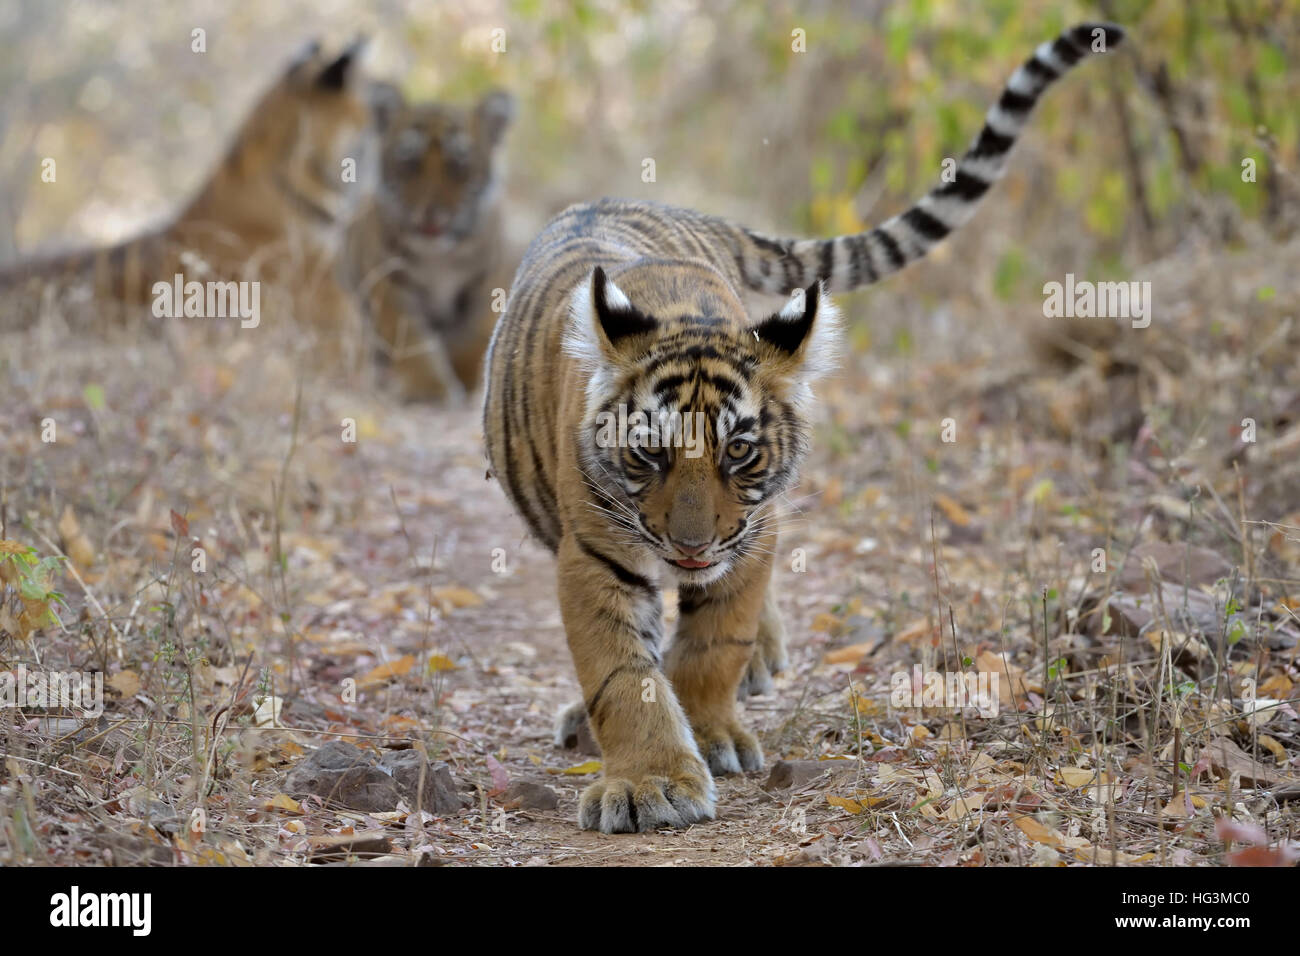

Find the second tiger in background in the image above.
[{"left": 343, "top": 82, "right": 515, "bottom": 403}]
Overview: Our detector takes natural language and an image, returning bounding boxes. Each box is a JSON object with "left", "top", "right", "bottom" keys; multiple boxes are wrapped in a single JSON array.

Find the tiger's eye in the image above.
[{"left": 726, "top": 440, "right": 751, "bottom": 460}]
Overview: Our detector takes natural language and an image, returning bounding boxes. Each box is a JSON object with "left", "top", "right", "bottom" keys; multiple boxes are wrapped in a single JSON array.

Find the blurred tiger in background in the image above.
[
  {"left": 483, "top": 23, "right": 1126, "bottom": 833},
  {"left": 0, "top": 39, "right": 372, "bottom": 340},
  {"left": 343, "top": 82, "right": 515, "bottom": 402}
]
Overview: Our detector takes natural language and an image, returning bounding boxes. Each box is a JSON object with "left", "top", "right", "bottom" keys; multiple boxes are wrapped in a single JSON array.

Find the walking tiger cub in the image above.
[
  {"left": 0, "top": 40, "right": 370, "bottom": 336},
  {"left": 483, "top": 24, "right": 1125, "bottom": 832},
  {"left": 343, "top": 82, "right": 514, "bottom": 402}
]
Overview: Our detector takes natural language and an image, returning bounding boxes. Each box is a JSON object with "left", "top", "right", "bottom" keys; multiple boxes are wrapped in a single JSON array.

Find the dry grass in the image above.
[{"left": 1, "top": 230, "right": 1297, "bottom": 867}]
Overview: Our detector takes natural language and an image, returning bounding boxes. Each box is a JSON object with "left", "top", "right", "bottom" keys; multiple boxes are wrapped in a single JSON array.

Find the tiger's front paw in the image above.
[
  {"left": 694, "top": 719, "right": 763, "bottom": 775},
  {"left": 578, "top": 757, "right": 715, "bottom": 834}
]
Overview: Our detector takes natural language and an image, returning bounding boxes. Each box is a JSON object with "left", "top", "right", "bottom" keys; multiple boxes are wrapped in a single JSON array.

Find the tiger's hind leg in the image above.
[
  {"left": 553, "top": 699, "right": 599, "bottom": 754},
  {"left": 737, "top": 581, "right": 788, "bottom": 698}
]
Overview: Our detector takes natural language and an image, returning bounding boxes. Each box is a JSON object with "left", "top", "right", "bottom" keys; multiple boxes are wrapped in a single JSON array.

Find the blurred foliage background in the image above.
[{"left": 1, "top": 0, "right": 1297, "bottom": 347}]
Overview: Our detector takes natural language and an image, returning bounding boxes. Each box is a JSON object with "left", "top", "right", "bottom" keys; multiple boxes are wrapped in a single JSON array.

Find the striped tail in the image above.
[{"left": 738, "top": 22, "right": 1125, "bottom": 296}]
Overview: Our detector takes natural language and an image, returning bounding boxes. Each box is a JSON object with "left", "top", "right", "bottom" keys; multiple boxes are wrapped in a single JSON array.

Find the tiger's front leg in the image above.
[
  {"left": 556, "top": 534, "right": 715, "bottom": 833},
  {"left": 668, "top": 540, "right": 775, "bottom": 775},
  {"left": 367, "top": 287, "right": 467, "bottom": 404}
]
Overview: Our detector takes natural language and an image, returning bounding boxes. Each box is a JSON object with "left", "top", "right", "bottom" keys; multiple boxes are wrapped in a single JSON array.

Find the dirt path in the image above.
[{"left": 339, "top": 402, "right": 863, "bottom": 865}]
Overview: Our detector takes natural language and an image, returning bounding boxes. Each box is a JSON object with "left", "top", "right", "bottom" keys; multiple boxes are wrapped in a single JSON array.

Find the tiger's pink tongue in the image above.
[{"left": 674, "top": 558, "right": 712, "bottom": 569}]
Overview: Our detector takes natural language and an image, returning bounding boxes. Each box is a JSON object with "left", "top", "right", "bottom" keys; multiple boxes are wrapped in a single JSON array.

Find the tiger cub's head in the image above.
[
  {"left": 368, "top": 83, "right": 514, "bottom": 249},
  {"left": 565, "top": 261, "right": 839, "bottom": 585},
  {"left": 203, "top": 39, "right": 371, "bottom": 235}
]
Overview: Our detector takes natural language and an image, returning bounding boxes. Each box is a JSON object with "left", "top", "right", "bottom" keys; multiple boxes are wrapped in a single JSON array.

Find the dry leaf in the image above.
[
  {"left": 942, "top": 795, "right": 982, "bottom": 821},
  {"left": 974, "top": 650, "right": 1031, "bottom": 707},
  {"left": 253, "top": 695, "right": 283, "bottom": 728},
  {"left": 893, "top": 617, "right": 934, "bottom": 644},
  {"left": 426, "top": 653, "right": 457, "bottom": 674},
  {"left": 1161, "top": 791, "right": 1206, "bottom": 817},
  {"left": 1015, "top": 815, "right": 1062, "bottom": 846},
  {"left": 1056, "top": 767, "right": 1101, "bottom": 788},
  {"left": 262, "top": 793, "right": 302, "bottom": 814},
  {"left": 1071, "top": 846, "right": 1153, "bottom": 864},
  {"left": 810, "top": 612, "right": 840, "bottom": 633},
  {"left": 823, "top": 642, "right": 875, "bottom": 665},
  {"left": 558, "top": 760, "right": 602, "bottom": 776},
  {"left": 826, "top": 794, "right": 863, "bottom": 814},
  {"left": 107, "top": 670, "right": 141, "bottom": 698},
  {"left": 359, "top": 655, "right": 416, "bottom": 688},
  {"left": 1200, "top": 737, "right": 1278, "bottom": 786},
  {"left": 933, "top": 493, "right": 972, "bottom": 527},
  {"left": 58, "top": 506, "right": 95, "bottom": 570},
  {"left": 1257, "top": 735, "right": 1288, "bottom": 764},
  {"left": 434, "top": 586, "right": 482, "bottom": 610}
]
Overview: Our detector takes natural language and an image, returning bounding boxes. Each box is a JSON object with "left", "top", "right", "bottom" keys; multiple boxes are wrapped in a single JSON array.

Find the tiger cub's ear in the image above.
[
  {"left": 476, "top": 90, "right": 515, "bottom": 147},
  {"left": 750, "top": 280, "right": 839, "bottom": 383},
  {"left": 315, "top": 36, "right": 368, "bottom": 91},
  {"left": 565, "top": 266, "right": 657, "bottom": 368},
  {"left": 286, "top": 39, "right": 323, "bottom": 78},
  {"left": 367, "top": 81, "right": 405, "bottom": 132}
]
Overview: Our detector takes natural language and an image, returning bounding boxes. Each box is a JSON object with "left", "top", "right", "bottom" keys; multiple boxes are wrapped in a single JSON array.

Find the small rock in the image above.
[
  {"left": 1118, "top": 542, "right": 1234, "bottom": 592},
  {"left": 308, "top": 828, "right": 392, "bottom": 863},
  {"left": 119, "top": 787, "right": 179, "bottom": 835},
  {"left": 765, "top": 759, "right": 852, "bottom": 790},
  {"left": 1106, "top": 583, "right": 1225, "bottom": 641},
  {"left": 283, "top": 741, "right": 401, "bottom": 812},
  {"left": 378, "top": 750, "right": 466, "bottom": 814},
  {"left": 94, "top": 823, "right": 173, "bottom": 866},
  {"left": 504, "top": 778, "right": 559, "bottom": 810},
  {"left": 1200, "top": 737, "right": 1279, "bottom": 787},
  {"left": 38, "top": 715, "right": 138, "bottom": 760}
]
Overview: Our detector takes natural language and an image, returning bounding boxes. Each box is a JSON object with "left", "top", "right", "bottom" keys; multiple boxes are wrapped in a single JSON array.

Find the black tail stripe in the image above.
[
  {"left": 1052, "top": 35, "right": 1084, "bottom": 66},
  {"left": 934, "top": 169, "right": 993, "bottom": 202},
  {"left": 818, "top": 238, "right": 834, "bottom": 282},
  {"left": 902, "top": 207, "right": 951, "bottom": 242},
  {"left": 998, "top": 88, "right": 1037, "bottom": 115},
  {"left": 873, "top": 228, "right": 906, "bottom": 270},
  {"left": 1025, "top": 55, "right": 1060, "bottom": 83},
  {"left": 970, "top": 124, "right": 1015, "bottom": 158}
]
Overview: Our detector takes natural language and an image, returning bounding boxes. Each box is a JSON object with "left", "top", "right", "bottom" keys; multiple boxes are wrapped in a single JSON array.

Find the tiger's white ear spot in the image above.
[
  {"left": 751, "top": 281, "right": 841, "bottom": 385},
  {"left": 562, "top": 266, "right": 654, "bottom": 370},
  {"left": 602, "top": 275, "right": 632, "bottom": 311}
]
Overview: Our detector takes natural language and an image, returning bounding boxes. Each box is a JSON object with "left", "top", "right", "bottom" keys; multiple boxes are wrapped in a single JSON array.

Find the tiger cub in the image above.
[
  {"left": 0, "top": 40, "right": 370, "bottom": 336},
  {"left": 343, "top": 82, "right": 514, "bottom": 402},
  {"left": 483, "top": 24, "right": 1125, "bottom": 833}
]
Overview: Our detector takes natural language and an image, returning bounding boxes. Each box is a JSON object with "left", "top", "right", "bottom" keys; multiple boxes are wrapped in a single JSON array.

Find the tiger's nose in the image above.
[{"left": 671, "top": 538, "right": 710, "bottom": 556}]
